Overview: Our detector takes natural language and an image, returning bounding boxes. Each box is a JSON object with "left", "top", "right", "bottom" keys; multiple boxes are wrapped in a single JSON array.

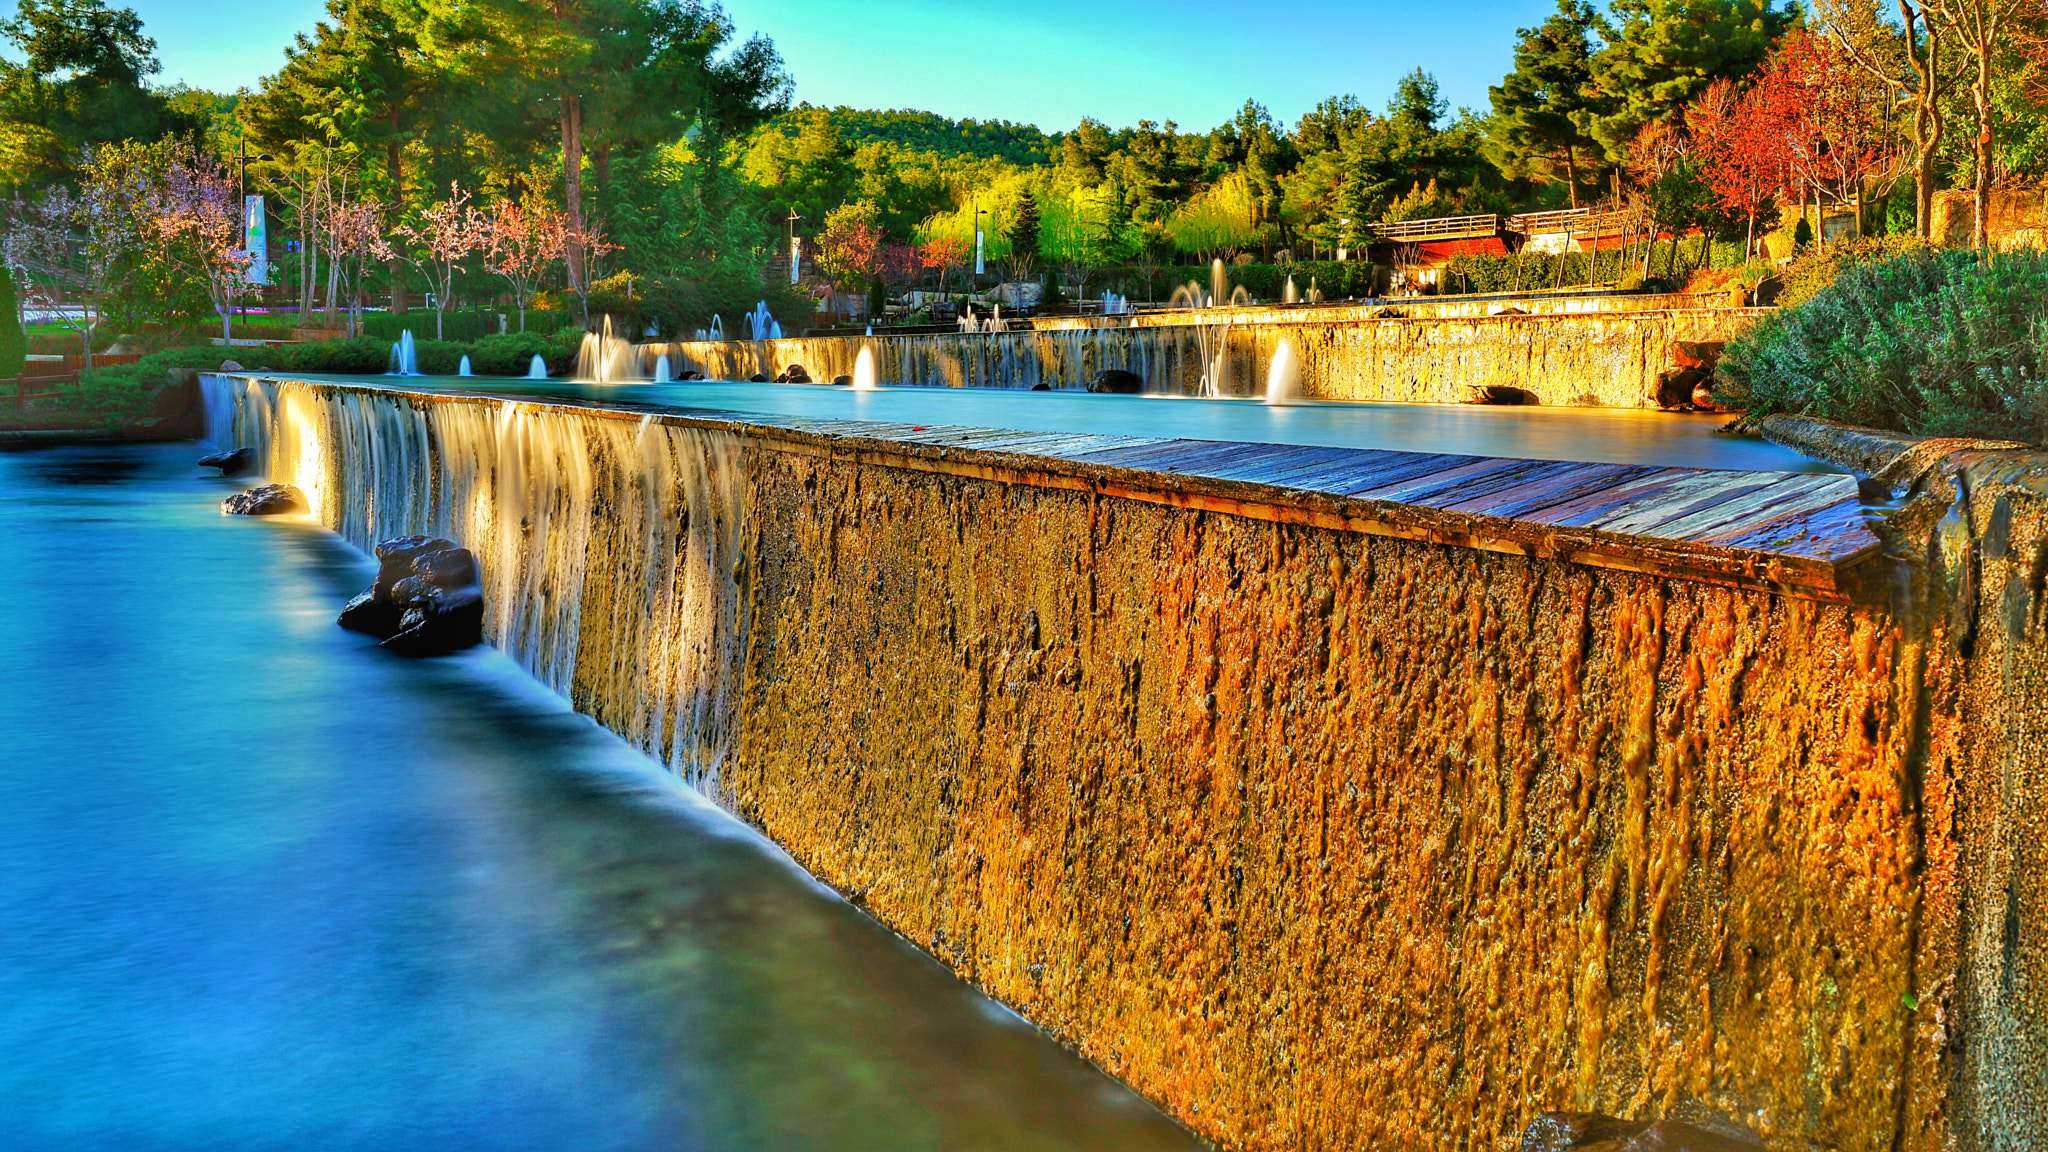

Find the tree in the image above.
[
  {"left": 1004, "top": 189, "right": 1040, "bottom": 279},
  {"left": 143, "top": 147, "right": 254, "bottom": 349},
  {"left": 1815, "top": 0, "right": 1946, "bottom": 237},
  {"left": 815, "top": 198, "right": 883, "bottom": 290},
  {"left": 0, "top": 0, "right": 199, "bottom": 191},
  {"left": 0, "top": 266, "right": 22, "bottom": 380},
  {"left": 322, "top": 189, "right": 394, "bottom": 337},
  {"left": 1922, "top": 0, "right": 2028, "bottom": 247},
  {"left": 1687, "top": 78, "right": 1787, "bottom": 255},
  {"left": 482, "top": 198, "right": 566, "bottom": 331},
  {"left": 3, "top": 144, "right": 153, "bottom": 370},
  {"left": 914, "top": 234, "right": 966, "bottom": 295},
  {"left": 1489, "top": 0, "right": 1611, "bottom": 207},
  {"left": 1585, "top": 0, "right": 1792, "bottom": 161},
  {"left": 396, "top": 182, "right": 487, "bottom": 339}
]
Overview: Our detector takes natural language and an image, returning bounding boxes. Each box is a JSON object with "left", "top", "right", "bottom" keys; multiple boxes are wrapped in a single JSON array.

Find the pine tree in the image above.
[
  {"left": 1006, "top": 190, "right": 1040, "bottom": 262},
  {"left": 1583, "top": 0, "right": 1789, "bottom": 161},
  {"left": 1488, "top": 0, "right": 1610, "bottom": 207}
]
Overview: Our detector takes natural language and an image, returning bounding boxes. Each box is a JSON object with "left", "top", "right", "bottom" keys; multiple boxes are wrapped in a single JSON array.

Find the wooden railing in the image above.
[{"left": 1366, "top": 214, "right": 1506, "bottom": 242}]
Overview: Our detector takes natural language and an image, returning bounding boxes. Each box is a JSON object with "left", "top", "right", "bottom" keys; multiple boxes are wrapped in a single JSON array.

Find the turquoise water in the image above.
[
  {"left": 0, "top": 442, "right": 1199, "bottom": 1152},
  {"left": 305, "top": 375, "right": 1844, "bottom": 474}
]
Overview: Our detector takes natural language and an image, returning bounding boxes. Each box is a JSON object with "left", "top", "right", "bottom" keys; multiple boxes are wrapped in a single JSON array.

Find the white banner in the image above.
[
  {"left": 974, "top": 230, "right": 984, "bottom": 276},
  {"left": 243, "top": 195, "right": 269, "bottom": 285},
  {"left": 789, "top": 235, "right": 801, "bottom": 285}
]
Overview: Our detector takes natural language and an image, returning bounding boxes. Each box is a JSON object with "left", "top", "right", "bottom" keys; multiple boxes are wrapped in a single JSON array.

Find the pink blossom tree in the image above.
[
  {"left": 144, "top": 149, "right": 255, "bottom": 350},
  {"left": 397, "top": 182, "right": 487, "bottom": 340},
  {"left": 481, "top": 199, "right": 566, "bottom": 332},
  {"left": 324, "top": 195, "right": 394, "bottom": 339}
]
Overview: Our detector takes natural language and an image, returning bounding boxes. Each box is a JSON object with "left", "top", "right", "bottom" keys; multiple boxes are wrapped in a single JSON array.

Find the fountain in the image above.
[
  {"left": 573, "top": 315, "right": 645, "bottom": 384},
  {"left": 457, "top": 355, "right": 472, "bottom": 377},
  {"left": 1306, "top": 278, "right": 1324, "bottom": 304},
  {"left": 745, "top": 301, "right": 778, "bottom": 342},
  {"left": 852, "top": 346, "right": 877, "bottom": 391},
  {"left": 526, "top": 354, "right": 548, "bottom": 379},
  {"left": 653, "top": 353, "right": 672, "bottom": 384},
  {"left": 1265, "top": 339, "right": 1301, "bottom": 405},
  {"left": 1168, "top": 259, "right": 1248, "bottom": 396},
  {"left": 695, "top": 315, "right": 726, "bottom": 342},
  {"left": 1284, "top": 276, "right": 1299, "bottom": 305},
  {"left": 864, "top": 324, "right": 873, "bottom": 337},
  {"left": 387, "top": 330, "right": 418, "bottom": 376}
]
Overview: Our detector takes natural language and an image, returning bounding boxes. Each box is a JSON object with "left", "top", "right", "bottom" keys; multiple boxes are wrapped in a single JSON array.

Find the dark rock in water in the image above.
[
  {"left": 1653, "top": 366, "right": 1708, "bottom": 410},
  {"left": 198, "top": 447, "right": 255, "bottom": 477},
  {"left": 340, "top": 535, "right": 459, "bottom": 638},
  {"left": 1520, "top": 1112, "right": 1648, "bottom": 1151},
  {"left": 1669, "top": 340, "right": 1726, "bottom": 371},
  {"left": 412, "top": 547, "right": 478, "bottom": 589},
  {"left": 388, "top": 574, "right": 433, "bottom": 605},
  {"left": 1088, "top": 369, "right": 1143, "bottom": 394},
  {"left": 220, "top": 483, "right": 304, "bottom": 515},
  {"left": 777, "top": 363, "right": 812, "bottom": 383},
  {"left": 1691, "top": 380, "right": 1733, "bottom": 412},
  {"left": 1620, "top": 1119, "right": 1763, "bottom": 1152},
  {"left": 1031, "top": 382, "right": 1050, "bottom": 391},
  {"left": 338, "top": 587, "right": 403, "bottom": 639},
  {"left": 748, "top": 373, "right": 768, "bottom": 382},
  {"left": 679, "top": 370, "right": 705, "bottom": 380},
  {"left": 382, "top": 583, "right": 483, "bottom": 657},
  {"left": 1490, "top": 305, "right": 1529, "bottom": 316},
  {"left": 1469, "top": 384, "right": 1538, "bottom": 405},
  {"left": 830, "top": 375, "right": 852, "bottom": 386}
]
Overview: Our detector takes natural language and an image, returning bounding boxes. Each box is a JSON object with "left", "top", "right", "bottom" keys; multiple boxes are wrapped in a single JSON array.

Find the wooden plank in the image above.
[
  {"left": 1405, "top": 458, "right": 1592, "bottom": 510},
  {"left": 1441, "top": 463, "right": 1661, "bottom": 519},
  {"left": 1183, "top": 444, "right": 1353, "bottom": 482},
  {"left": 1350, "top": 455, "right": 1542, "bottom": 503},
  {"left": 1330, "top": 452, "right": 1478, "bottom": 497},
  {"left": 1635, "top": 473, "right": 1851, "bottom": 543},
  {"left": 1713, "top": 499, "right": 1883, "bottom": 561},
  {"left": 1581, "top": 473, "right": 1792, "bottom": 536}
]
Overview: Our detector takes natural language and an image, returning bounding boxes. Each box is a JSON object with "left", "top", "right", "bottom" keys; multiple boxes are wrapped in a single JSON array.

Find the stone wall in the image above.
[
  {"left": 652, "top": 308, "right": 1766, "bottom": 408},
  {"left": 208, "top": 375, "right": 2048, "bottom": 1151}
]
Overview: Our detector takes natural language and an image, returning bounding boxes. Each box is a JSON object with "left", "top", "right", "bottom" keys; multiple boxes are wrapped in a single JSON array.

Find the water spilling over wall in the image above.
[
  {"left": 202, "top": 374, "right": 2048, "bottom": 1151},
  {"left": 650, "top": 308, "right": 1764, "bottom": 407}
]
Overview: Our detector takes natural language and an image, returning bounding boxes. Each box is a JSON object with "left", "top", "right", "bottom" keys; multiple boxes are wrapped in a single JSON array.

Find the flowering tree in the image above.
[
  {"left": 815, "top": 200, "right": 884, "bottom": 291},
  {"left": 144, "top": 149, "right": 253, "bottom": 351},
  {"left": 3, "top": 164, "right": 140, "bottom": 373},
  {"left": 915, "top": 234, "right": 967, "bottom": 295},
  {"left": 324, "top": 194, "right": 394, "bottom": 338},
  {"left": 397, "top": 182, "right": 487, "bottom": 340},
  {"left": 1687, "top": 78, "right": 1790, "bottom": 257},
  {"left": 1772, "top": 29, "right": 1899, "bottom": 240},
  {"left": 482, "top": 199, "right": 566, "bottom": 332}
]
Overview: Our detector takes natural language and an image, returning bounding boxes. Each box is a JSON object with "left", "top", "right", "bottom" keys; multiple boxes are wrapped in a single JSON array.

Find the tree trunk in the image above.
[
  {"left": 1972, "top": 53, "right": 1993, "bottom": 250},
  {"left": 562, "top": 94, "right": 585, "bottom": 291},
  {"left": 1564, "top": 146, "right": 1579, "bottom": 210},
  {"left": 386, "top": 139, "right": 408, "bottom": 315}
]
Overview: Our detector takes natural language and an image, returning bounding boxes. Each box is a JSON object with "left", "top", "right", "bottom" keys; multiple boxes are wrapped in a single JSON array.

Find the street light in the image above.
[
  {"left": 231, "top": 140, "right": 273, "bottom": 336},
  {"left": 973, "top": 205, "right": 987, "bottom": 287}
]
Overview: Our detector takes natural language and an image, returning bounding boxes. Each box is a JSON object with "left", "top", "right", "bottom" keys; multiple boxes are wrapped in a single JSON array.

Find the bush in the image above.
[
  {"left": 1719, "top": 247, "right": 2048, "bottom": 441},
  {"left": 1775, "top": 234, "right": 1932, "bottom": 309},
  {"left": 361, "top": 310, "right": 570, "bottom": 343}
]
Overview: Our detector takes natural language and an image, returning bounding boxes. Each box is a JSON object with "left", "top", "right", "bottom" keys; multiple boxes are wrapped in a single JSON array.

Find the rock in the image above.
[
  {"left": 1621, "top": 1119, "right": 1762, "bottom": 1152},
  {"left": 1691, "top": 380, "right": 1733, "bottom": 411},
  {"left": 1752, "top": 277, "right": 1784, "bottom": 307},
  {"left": 1469, "top": 384, "right": 1538, "bottom": 405},
  {"left": 1370, "top": 306, "right": 1408, "bottom": 319},
  {"left": 220, "top": 483, "right": 304, "bottom": 515},
  {"left": 830, "top": 375, "right": 852, "bottom": 386},
  {"left": 1088, "top": 369, "right": 1143, "bottom": 394},
  {"left": 1490, "top": 305, "right": 1530, "bottom": 316},
  {"left": 1030, "top": 382, "right": 1050, "bottom": 391},
  {"left": 1521, "top": 1112, "right": 1649, "bottom": 1152},
  {"left": 218, "top": 359, "right": 245, "bottom": 372},
  {"left": 338, "top": 535, "right": 457, "bottom": 639},
  {"left": 1670, "top": 341, "right": 1726, "bottom": 371},
  {"left": 411, "top": 547, "right": 478, "bottom": 589},
  {"left": 1653, "top": 366, "right": 1708, "bottom": 409},
  {"left": 198, "top": 447, "right": 255, "bottom": 477},
  {"left": 748, "top": 373, "right": 768, "bottom": 382},
  {"left": 778, "top": 363, "right": 812, "bottom": 383},
  {"left": 382, "top": 583, "right": 483, "bottom": 657}
]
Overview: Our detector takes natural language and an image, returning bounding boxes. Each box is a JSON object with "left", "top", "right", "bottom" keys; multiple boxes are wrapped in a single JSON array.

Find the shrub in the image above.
[
  {"left": 1719, "top": 247, "right": 2048, "bottom": 441},
  {"left": 0, "top": 271, "right": 23, "bottom": 380},
  {"left": 1775, "top": 234, "right": 1932, "bottom": 309}
]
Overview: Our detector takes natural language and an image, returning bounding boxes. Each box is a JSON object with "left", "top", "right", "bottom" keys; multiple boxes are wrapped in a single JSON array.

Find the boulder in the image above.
[
  {"left": 1653, "top": 366, "right": 1708, "bottom": 410},
  {"left": 1520, "top": 1112, "right": 1648, "bottom": 1152},
  {"left": 220, "top": 483, "right": 304, "bottom": 515},
  {"left": 830, "top": 375, "right": 853, "bottom": 386},
  {"left": 1670, "top": 341, "right": 1726, "bottom": 371},
  {"left": 1490, "top": 305, "right": 1530, "bottom": 316},
  {"left": 411, "top": 546, "right": 478, "bottom": 589},
  {"left": 1469, "top": 384, "right": 1538, "bottom": 405},
  {"left": 1030, "top": 382, "right": 1050, "bottom": 391},
  {"left": 748, "top": 373, "right": 769, "bottom": 382},
  {"left": 777, "top": 363, "right": 812, "bottom": 383},
  {"left": 218, "top": 359, "right": 245, "bottom": 372},
  {"left": 198, "top": 447, "right": 255, "bottom": 477},
  {"left": 382, "top": 583, "right": 484, "bottom": 657},
  {"left": 339, "top": 535, "right": 457, "bottom": 639},
  {"left": 1620, "top": 1119, "right": 1762, "bottom": 1152},
  {"left": 1088, "top": 369, "right": 1143, "bottom": 394}
]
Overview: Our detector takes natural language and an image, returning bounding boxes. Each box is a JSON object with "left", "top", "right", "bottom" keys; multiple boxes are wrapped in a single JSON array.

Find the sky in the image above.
[{"left": 123, "top": 0, "right": 1562, "bottom": 133}]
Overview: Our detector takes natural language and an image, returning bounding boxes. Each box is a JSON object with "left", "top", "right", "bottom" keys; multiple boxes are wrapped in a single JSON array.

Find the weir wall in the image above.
[
  {"left": 651, "top": 308, "right": 1767, "bottom": 408},
  {"left": 203, "top": 375, "right": 2048, "bottom": 1151}
]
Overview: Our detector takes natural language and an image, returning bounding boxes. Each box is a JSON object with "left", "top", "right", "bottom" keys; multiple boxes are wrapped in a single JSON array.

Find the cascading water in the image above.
[
  {"left": 852, "top": 346, "right": 877, "bottom": 391},
  {"left": 526, "top": 354, "right": 549, "bottom": 379},
  {"left": 575, "top": 316, "right": 645, "bottom": 384},
  {"left": 458, "top": 355, "right": 472, "bottom": 377},
  {"left": 1169, "top": 259, "right": 1245, "bottom": 396},
  {"left": 1266, "top": 339, "right": 1301, "bottom": 405},
  {"left": 199, "top": 374, "right": 754, "bottom": 795},
  {"left": 388, "top": 331, "right": 418, "bottom": 376}
]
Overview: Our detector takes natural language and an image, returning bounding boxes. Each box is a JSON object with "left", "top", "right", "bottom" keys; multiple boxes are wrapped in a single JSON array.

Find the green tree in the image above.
[
  {"left": 0, "top": 267, "right": 23, "bottom": 380},
  {"left": 0, "top": 0, "right": 199, "bottom": 190},
  {"left": 1489, "top": 0, "right": 1611, "bottom": 207},
  {"left": 1006, "top": 189, "right": 1040, "bottom": 263},
  {"left": 1584, "top": 0, "right": 1790, "bottom": 161}
]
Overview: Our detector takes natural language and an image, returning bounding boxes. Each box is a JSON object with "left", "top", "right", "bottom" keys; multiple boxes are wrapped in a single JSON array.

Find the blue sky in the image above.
[{"left": 124, "top": 0, "right": 1560, "bottom": 133}]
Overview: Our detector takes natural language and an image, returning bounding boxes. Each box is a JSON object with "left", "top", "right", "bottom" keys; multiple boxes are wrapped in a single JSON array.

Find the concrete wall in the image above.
[
  {"left": 209, "top": 375, "right": 2047, "bottom": 1151},
  {"left": 652, "top": 309, "right": 1766, "bottom": 409}
]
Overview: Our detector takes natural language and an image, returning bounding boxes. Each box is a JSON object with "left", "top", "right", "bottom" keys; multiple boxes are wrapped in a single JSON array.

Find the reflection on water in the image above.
[
  {"left": 284, "top": 375, "right": 1847, "bottom": 475},
  {"left": 0, "top": 443, "right": 1200, "bottom": 1152}
]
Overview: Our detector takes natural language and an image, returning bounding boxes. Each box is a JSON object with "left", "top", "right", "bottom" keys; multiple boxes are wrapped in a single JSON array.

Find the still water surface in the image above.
[
  {"left": 290, "top": 375, "right": 1844, "bottom": 474},
  {"left": 0, "top": 442, "right": 1199, "bottom": 1152}
]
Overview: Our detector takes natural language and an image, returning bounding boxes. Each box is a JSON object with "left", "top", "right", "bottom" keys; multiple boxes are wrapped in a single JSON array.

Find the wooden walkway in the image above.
[{"left": 676, "top": 411, "right": 1889, "bottom": 604}]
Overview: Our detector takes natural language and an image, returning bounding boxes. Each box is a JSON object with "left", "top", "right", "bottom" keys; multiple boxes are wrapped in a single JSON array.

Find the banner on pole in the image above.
[
  {"left": 243, "top": 195, "right": 269, "bottom": 285},
  {"left": 974, "top": 230, "right": 984, "bottom": 276},
  {"left": 789, "top": 235, "right": 801, "bottom": 284}
]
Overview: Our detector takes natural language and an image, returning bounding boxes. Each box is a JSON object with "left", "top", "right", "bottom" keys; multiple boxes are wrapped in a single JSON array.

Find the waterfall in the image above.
[
  {"left": 198, "top": 374, "right": 753, "bottom": 795},
  {"left": 575, "top": 316, "right": 645, "bottom": 383}
]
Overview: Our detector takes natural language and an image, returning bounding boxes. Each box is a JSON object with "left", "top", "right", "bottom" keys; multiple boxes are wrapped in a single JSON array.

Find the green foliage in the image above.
[
  {"left": 1487, "top": 0, "right": 1610, "bottom": 203},
  {"left": 362, "top": 310, "right": 571, "bottom": 343},
  {"left": 0, "top": 270, "right": 24, "bottom": 379},
  {"left": 0, "top": 0, "right": 202, "bottom": 189},
  {"left": 1775, "top": 234, "right": 1932, "bottom": 309},
  {"left": 1720, "top": 248, "right": 2048, "bottom": 440},
  {"left": 1582, "top": 0, "right": 1790, "bottom": 162}
]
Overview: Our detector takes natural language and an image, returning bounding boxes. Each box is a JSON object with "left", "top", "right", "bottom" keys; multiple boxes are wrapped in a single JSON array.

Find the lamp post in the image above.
[
  {"left": 231, "top": 140, "right": 273, "bottom": 336},
  {"left": 973, "top": 205, "right": 987, "bottom": 289}
]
